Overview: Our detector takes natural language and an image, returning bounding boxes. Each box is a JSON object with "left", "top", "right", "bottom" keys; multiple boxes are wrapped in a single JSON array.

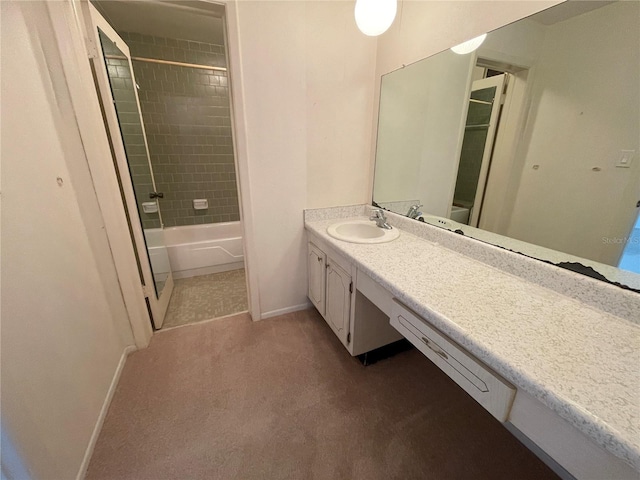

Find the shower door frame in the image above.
[{"left": 89, "top": 5, "right": 173, "bottom": 329}]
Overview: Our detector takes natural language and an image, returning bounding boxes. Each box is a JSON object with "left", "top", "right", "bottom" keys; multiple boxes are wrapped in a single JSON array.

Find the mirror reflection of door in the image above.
[
  {"left": 91, "top": 4, "right": 174, "bottom": 329},
  {"left": 451, "top": 74, "right": 506, "bottom": 227}
]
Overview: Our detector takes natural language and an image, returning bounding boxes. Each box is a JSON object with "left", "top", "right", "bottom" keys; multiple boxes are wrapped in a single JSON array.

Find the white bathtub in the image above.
[
  {"left": 143, "top": 229, "right": 171, "bottom": 282},
  {"left": 152, "top": 222, "right": 244, "bottom": 279}
]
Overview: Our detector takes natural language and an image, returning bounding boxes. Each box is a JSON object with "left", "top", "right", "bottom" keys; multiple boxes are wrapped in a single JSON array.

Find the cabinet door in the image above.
[
  {"left": 307, "top": 243, "right": 326, "bottom": 316},
  {"left": 326, "top": 259, "right": 351, "bottom": 346}
]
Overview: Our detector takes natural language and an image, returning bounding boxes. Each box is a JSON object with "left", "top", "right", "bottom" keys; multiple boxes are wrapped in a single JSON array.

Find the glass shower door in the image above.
[{"left": 90, "top": 5, "right": 173, "bottom": 328}]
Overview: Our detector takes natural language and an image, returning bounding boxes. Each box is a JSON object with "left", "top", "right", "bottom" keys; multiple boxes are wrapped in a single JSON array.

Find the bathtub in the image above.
[
  {"left": 143, "top": 229, "right": 171, "bottom": 283},
  {"left": 151, "top": 222, "right": 244, "bottom": 279}
]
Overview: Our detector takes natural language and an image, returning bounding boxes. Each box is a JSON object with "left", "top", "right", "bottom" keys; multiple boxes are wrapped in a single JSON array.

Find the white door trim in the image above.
[{"left": 221, "top": 0, "right": 262, "bottom": 320}]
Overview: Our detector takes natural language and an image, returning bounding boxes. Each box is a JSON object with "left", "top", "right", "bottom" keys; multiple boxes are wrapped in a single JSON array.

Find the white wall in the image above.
[
  {"left": 305, "top": 1, "right": 378, "bottom": 209},
  {"left": 1, "top": 2, "right": 135, "bottom": 478},
  {"left": 506, "top": 1, "right": 640, "bottom": 265},
  {"left": 234, "top": 1, "right": 377, "bottom": 317}
]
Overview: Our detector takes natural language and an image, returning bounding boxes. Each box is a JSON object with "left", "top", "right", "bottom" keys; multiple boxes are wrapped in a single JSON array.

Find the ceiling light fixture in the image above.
[
  {"left": 450, "top": 33, "right": 487, "bottom": 54},
  {"left": 354, "top": 0, "right": 397, "bottom": 37}
]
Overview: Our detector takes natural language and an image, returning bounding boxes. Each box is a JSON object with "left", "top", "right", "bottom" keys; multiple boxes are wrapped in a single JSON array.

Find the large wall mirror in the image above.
[{"left": 373, "top": 0, "right": 640, "bottom": 291}]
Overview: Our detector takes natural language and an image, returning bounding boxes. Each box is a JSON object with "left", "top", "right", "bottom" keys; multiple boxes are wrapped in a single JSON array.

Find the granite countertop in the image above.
[{"left": 305, "top": 213, "right": 640, "bottom": 472}]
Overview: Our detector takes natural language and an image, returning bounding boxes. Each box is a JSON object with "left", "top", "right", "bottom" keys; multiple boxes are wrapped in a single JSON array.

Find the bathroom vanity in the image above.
[
  {"left": 304, "top": 205, "right": 639, "bottom": 480},
  {"left": 307, "top": 234, "right": 403, "bottom": 356}
]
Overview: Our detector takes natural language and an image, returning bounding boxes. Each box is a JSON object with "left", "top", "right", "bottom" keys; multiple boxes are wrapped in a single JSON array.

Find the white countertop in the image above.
[{"left": 305, "top": 214, "right": 640, "bottom": 472}]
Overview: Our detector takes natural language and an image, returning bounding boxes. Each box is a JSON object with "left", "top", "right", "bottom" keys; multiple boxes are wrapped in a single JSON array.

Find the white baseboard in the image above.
[
  {"left": 76, "top": 345, "right": 136, "bottom": 480},
  {"left": 260, "top": 302, "right": 312, "bottom": 320}
]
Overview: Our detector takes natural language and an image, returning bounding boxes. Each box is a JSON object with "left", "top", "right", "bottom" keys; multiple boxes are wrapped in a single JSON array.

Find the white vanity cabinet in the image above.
[
  {"left": 307, "top": 243, "right": 326, "bottom": 316},
  {"left": 325, "top": 259, "right": 351, "bottom": 346},
  {"left": 306, "top": 233, "right": 403, "bottom": 355},
  {"left": 307, "top": 239, "right": 353, "bottom": 349}
]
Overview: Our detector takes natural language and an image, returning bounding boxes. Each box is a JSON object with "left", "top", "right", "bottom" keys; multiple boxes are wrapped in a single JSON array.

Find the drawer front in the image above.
[{"left": 390, "top": 299, "right": 515, "bottom": 421}]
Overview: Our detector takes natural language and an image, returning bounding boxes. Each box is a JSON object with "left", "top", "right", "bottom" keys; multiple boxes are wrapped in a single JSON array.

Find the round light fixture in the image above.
[
  {"left": 354, "top": 0, "right": 397, "bottom": 37},
  {"left": 450, "top": 33, "right": 487, "bottom": 55}
]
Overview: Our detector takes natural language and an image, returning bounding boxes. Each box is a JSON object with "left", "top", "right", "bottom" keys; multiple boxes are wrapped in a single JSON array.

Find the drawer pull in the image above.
[
  {"left": 399, "top": 314, "right": 490, "bottom": 392},
  {"left": 422, "top": 336, "right": 449, "bottom": 359}
]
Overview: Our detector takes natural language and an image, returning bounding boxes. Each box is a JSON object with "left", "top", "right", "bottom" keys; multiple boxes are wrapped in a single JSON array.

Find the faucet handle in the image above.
[
  {"left": 370, "top": 208, "right": 386, "bottom": 220},
  {"left": 407, "top": 203, "right": 423, "bottom": 218},
  {"left": 370, "top": 208, "right": 393, "bottom": 229}
]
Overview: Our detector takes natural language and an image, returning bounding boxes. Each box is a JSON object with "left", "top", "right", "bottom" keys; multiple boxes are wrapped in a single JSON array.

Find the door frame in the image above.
[
  {"left": 48, "top": 0, "right": 261, "bottom": 347},
  {"left": 220, "top": 0, "right": 262, "bottom": 321},
  {"left": 80, "top": 0, "right": 261, "bottom": 336},
  {"left": 467, "top": 74, "right": 506, "bottom": 227},
  {"left": 89, "top": 4, "right": 174, "bottom": 329}
]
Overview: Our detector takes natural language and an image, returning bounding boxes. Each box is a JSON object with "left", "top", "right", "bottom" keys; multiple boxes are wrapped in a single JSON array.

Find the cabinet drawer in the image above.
[{"left": 390, "top": 299, "right": 515, "bottom": 421}]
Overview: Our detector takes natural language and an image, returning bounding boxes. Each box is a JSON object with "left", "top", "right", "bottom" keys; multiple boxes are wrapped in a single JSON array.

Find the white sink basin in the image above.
[{"left": 327, "top": 220, "right": 400, "bottom": 244}]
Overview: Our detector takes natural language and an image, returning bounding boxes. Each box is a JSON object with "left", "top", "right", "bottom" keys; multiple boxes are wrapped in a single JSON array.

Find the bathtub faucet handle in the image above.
[{"left": 149, "top": 192, "right": 164, "bottom": 199}]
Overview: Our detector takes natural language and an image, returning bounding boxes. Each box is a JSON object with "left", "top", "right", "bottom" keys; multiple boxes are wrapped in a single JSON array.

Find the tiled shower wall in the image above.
[{"left": 120, "top": 32, "right": 240, "bottom": 227}]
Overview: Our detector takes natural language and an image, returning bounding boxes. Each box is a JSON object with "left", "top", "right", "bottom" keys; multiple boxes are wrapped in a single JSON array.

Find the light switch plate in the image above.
[{"left": 616, "top": 150, "right": 635, "bottom": 168}]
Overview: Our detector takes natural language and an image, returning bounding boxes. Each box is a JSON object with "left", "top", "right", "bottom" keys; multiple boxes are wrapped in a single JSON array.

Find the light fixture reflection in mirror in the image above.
[
  {"left": 451, "top": 33, "right": 487, "bottom": 54},
  {"left": 373, "top": 0, "right": 640, "bottom": 291},
  {"left": 355, "top": 0, "right": 397, "bottom": 36}
]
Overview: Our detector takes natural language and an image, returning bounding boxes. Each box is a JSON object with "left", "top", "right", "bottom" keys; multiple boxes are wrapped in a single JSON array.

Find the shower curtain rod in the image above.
[
  {"left": 132, "top": 56, "right": 227, "bottom": 72},
  {"left": 105, "top": 54, "right": 227, "bottom": 72}
]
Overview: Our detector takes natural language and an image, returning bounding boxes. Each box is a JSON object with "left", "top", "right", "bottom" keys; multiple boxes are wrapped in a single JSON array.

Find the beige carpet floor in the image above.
[
  {"left": 87, "top": 309, "right": 558, "bottom": 480},
  {"left": 162, "top": 269, "right": 248, "bottom": 328}
]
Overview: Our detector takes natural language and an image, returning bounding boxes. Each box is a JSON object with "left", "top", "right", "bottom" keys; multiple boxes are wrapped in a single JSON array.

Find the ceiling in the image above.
[
  {"left": 529, "top": 0, "right": 615, "bottom": 26},
  {"left": 92, "top": 0, "right": 225, "bottom": 45}
]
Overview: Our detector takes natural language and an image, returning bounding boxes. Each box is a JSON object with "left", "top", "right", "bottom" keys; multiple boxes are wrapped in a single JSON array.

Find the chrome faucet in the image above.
[
  {"left": 370, "top": 208, "right": 392, "bottom": 230},
  {"left": 406, "top": 204, "right": 423, "bottom": 219}
]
